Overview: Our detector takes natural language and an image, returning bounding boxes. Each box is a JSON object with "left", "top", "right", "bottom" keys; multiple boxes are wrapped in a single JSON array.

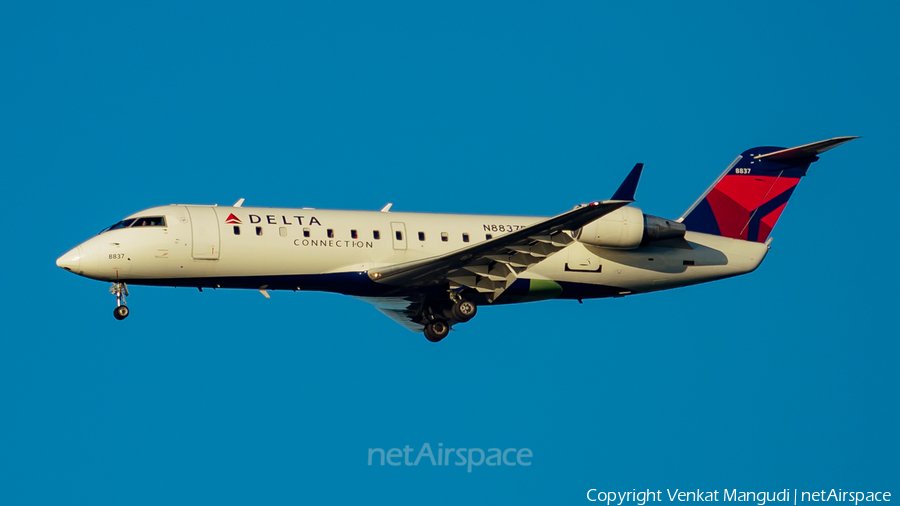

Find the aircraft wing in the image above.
[
  {"left": 354, "top": 296, "right": 426, "bottom": 332},
  {"left": 368, "top": 164, "right": 643, "bottom": 303}
]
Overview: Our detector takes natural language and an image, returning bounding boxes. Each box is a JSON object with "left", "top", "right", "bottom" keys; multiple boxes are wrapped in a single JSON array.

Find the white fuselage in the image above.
[{"left": 57, "top": 204, "right": 769, "bottom": 303}]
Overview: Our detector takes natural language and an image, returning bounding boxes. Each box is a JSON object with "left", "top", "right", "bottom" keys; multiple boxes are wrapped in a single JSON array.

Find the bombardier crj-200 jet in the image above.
[{"left": 57, "top": 137, "right": 855, "bottom": 342}]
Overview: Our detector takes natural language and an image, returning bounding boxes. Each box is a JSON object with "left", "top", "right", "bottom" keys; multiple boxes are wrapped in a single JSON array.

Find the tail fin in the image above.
[{"left": 679, "top": 136, "right": 857, "bottom": 242}]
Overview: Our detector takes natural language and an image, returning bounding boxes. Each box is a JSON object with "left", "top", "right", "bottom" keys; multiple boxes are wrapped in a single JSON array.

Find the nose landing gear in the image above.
[
  {"left": 110, "top": 282, "right": 130, "bottom": 320},
  {"left": 114, "top": 305, "right": 130, "bottom": 320}
]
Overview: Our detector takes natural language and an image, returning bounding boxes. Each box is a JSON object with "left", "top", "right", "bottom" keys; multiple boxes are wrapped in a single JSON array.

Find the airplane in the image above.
[{"left": 56, "top": 136, "right": 856, "bottom": 342}]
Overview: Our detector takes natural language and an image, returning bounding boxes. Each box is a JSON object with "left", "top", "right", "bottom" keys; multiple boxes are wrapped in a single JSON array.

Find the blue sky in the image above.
[{"left": 1, "top": 1, "right": 897, "bottom": 504}]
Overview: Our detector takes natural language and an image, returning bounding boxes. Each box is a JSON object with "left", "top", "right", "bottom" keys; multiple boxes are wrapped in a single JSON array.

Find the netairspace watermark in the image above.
[
  {"left": 586, "top": 490, "right": 892, "bottom": 506},
  {"left": 367, "top": 443, "right": 531, "bottom": 473}
]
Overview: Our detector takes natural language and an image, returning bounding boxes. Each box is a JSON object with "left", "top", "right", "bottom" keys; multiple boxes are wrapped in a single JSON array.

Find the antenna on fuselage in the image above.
[
  {"left": 380, "top": 203, "right": 393, "bottom": 212},
  {"left": 233, "top": 198, "right": 245, "bottom": 207}
]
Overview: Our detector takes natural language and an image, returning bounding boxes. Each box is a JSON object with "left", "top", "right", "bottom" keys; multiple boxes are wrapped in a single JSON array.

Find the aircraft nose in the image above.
[{"left": 56, "top": 246, "right": 83, "bottom": 274}]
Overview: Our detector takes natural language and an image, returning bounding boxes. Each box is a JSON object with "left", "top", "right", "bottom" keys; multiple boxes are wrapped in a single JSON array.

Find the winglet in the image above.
[{"left": 610, "top": 163, "right": 643, "bottom": 201}]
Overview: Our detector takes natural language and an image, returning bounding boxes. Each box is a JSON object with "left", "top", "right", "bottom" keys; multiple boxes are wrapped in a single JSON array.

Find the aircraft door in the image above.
[
  {"left": 566, "top": 243, "right": 601, "bottom": 272},
  {"left": 390, "top": 222, "right": 407, "bottom": 250},
  {"left": 187, "top": 206, "right": 220, "bottom": 259}
]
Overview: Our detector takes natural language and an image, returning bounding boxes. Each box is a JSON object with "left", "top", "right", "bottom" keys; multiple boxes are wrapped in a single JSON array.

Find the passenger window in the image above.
[
  {"left": 485, "top": 234, "right": 493, "bottom": 240},
  {"left": 327, "top": 229, "right": 334, "bottom": 238},
  {"left": 351, "top": 229, "right": 358, "bottom": 239},
  {"left": 418, "top": 232, "right": 425, "bottom": 241},
  {"left": 373, "top": 230, "right": 381, "bottom": 240},
  {"left": 462, "top": 233, "right": 470, "bottom": 243},
  {"left": 279, "top": 227, "right": 287, "bottom": 237},
  {"left": 256, "top": 226, "right": 263, "bottom": 236},
  {"left": 303, "top": 228, "right": 310, "bottom": 238},
  {"left": 234, "top": 226, "right": 240, "bottom": 235},
  {"left": 441, "top": 232, "right": 448, "bottom": 242},
  {"left": 396, "top": 231, "right": 403, "bottom": 241}
]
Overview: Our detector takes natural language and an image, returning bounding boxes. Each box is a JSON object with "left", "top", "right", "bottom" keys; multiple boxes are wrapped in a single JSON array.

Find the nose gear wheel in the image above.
[{"left": 110, "top": 282, "right": 130, "bottom": 320}]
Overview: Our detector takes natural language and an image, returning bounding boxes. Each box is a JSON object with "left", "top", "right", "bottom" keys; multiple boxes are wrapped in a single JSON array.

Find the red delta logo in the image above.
[{"left": 223, "top": 212, "right": 323, "bottom": 226}]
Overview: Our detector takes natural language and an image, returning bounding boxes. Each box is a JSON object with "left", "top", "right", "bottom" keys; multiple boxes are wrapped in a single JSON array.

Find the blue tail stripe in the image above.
[
  {"left": 746, "top": 185, "right": 796, "bottom": 242},
  {"left": 680, "top": 197, "right": 720, "bottom": 236}
]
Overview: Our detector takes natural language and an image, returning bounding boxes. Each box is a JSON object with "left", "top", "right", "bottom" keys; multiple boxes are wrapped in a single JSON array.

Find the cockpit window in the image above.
[
  {"left": 100, "top": 216, "right": 166, "bottom": 234},
  {"left": 133, "top": 216, "right": 166, "bottom": 227},
  {"left": 101, "top": 219, "right": 137, "bottom": 233}
]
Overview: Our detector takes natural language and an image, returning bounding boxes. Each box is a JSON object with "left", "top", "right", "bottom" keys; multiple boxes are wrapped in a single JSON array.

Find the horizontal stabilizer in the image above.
[{"left": 754, "top": 136, "right": 858, "bottom": 163}]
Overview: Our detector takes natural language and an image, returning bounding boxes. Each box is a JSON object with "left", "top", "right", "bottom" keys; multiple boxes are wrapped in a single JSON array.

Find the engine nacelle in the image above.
[
  {"left": 642, "top": 214, "right": 687, "bottom": 243},
  {"left": 574, "top": 207, "right": 686, "bottom": 249},
  {"left": 574, "top": 206, "right": 645, "bottom": 249}
]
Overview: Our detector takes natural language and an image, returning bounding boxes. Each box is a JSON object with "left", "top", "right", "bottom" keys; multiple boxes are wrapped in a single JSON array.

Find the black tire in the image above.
[
  {"left": 451, "top": 300, "right": 477, "bottom": 322},
  {"left": 424, "top": 319, "right": 450, "bottom": 342},
  {"left": 113, "top": 306, "right": 130, "bottom": 320},
  {"left": 424, "top": 327, "right": 441, "bottom": 342}
]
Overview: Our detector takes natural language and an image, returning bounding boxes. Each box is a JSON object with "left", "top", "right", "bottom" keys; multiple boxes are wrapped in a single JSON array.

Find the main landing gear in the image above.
[
  {"left": 422, "top": 298, "right": 478, "bottom": 343},
  {"left": 451, "top": 299, "right": 477, "bottom": 322},
  {"left": 111, "top": 282, "right": 130, "bottom": 320},
  {"left": 424, "top": 319, "right": 450, "bottom": 343}
]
